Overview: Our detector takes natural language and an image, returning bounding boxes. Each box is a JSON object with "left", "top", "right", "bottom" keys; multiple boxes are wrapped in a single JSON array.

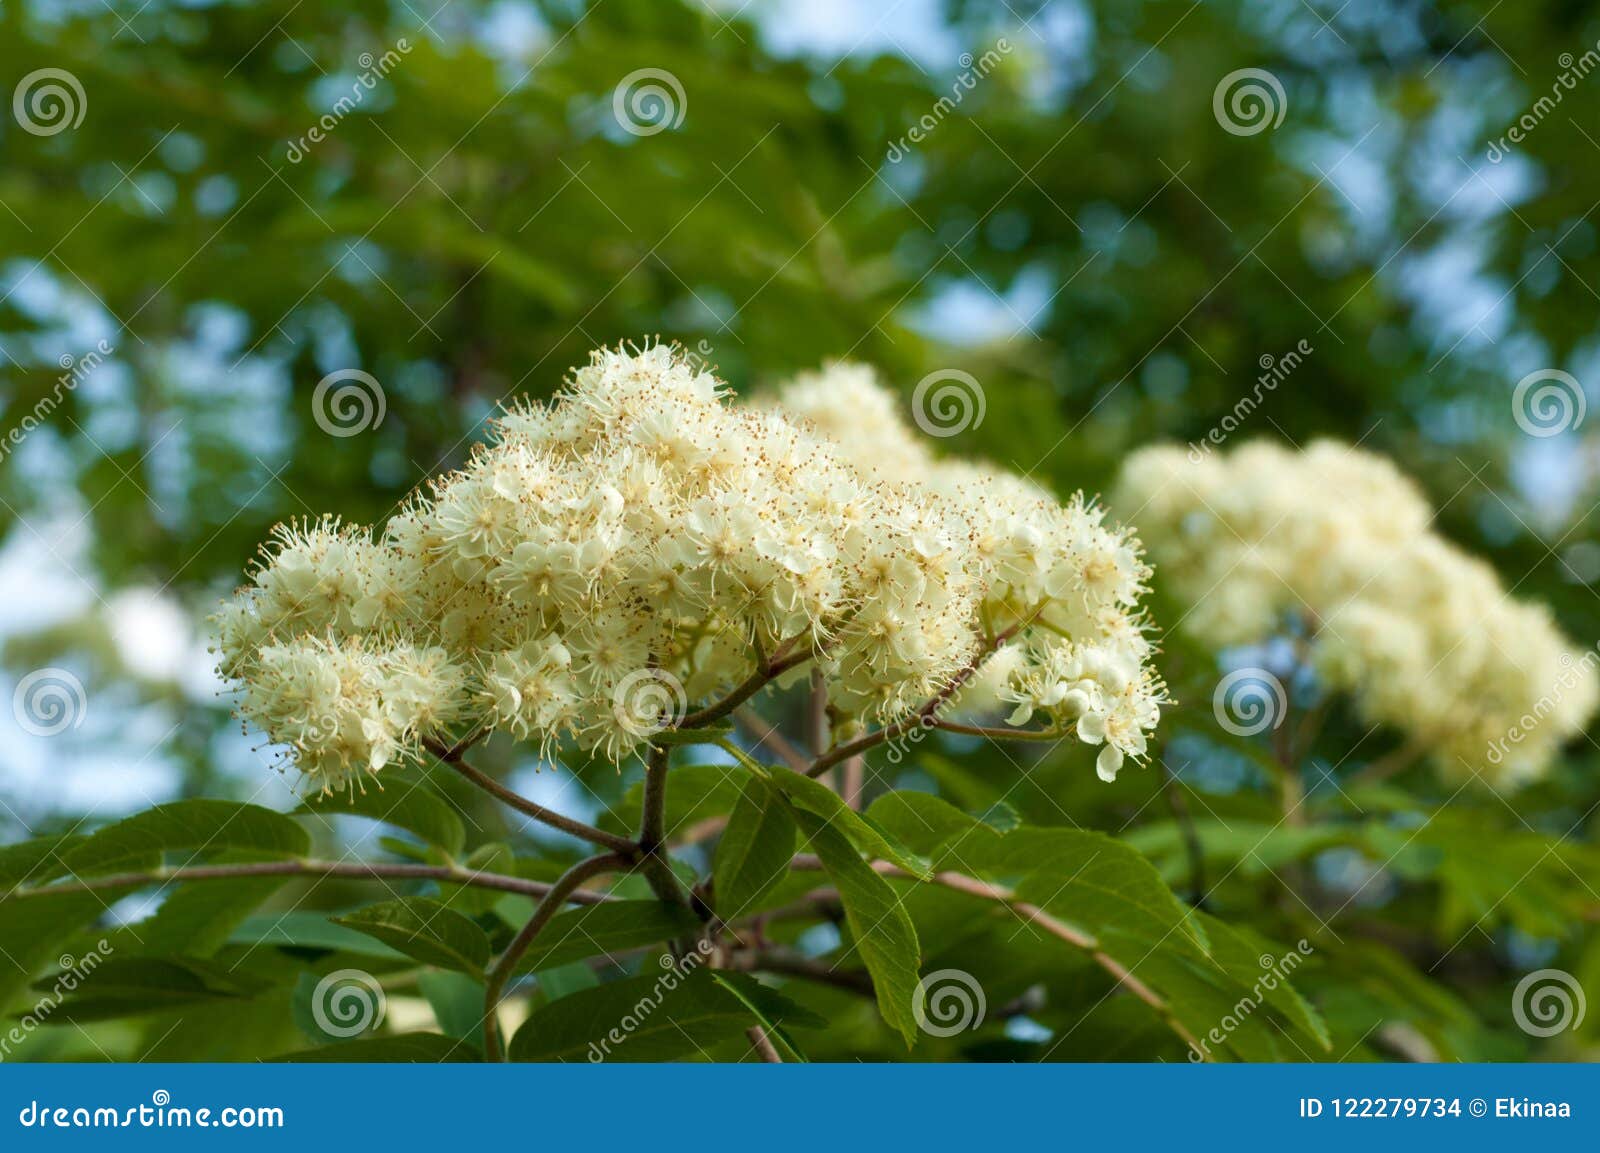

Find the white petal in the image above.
[{"left": 1096, "top": 744, "right": 1124, "bottom": 783}]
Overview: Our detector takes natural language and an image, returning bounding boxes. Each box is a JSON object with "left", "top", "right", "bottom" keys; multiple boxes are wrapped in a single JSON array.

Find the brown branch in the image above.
[
  {"left": 807, "top": 669, "right": 829, "bottom": 756},
  {"left": 423, "top": 737, "right": 637, "bottom": 855},
  {"left": 637, "top": 743, "right": 695, "bottom": 918},
  {"left": 840, "top": 756, "right": 864, "bottom": 811},
  {"left": 482, "top": 851, "right": 632, "bottom": 1061}
]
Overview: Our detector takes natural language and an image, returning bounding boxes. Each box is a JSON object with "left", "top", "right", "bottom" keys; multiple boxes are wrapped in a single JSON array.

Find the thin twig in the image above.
[
  {"left": 745, "top": 1025, "right": 783, "bottom": 1063},
  {"left": 481, "top": 851, "right": 632, "bottom": 1061},
  {"left": 423, "top": 738, "right": 636, "bottom": 855},
  {"left": 787, "top": 855, "right": 1211, "bottom": 1059},
  {"left": 726, "top": 945, "right": 872, "bottom": 995},
  {"left": 808, "top": 624, "right": 1025, "bottom": 778},
  {"left": 676, "top": 637, "right": 809, "bottom": 730}
]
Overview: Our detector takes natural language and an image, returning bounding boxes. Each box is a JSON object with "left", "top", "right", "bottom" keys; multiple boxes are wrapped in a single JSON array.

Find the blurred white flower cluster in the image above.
[
  {"left": 214, "top": 345, "right": 1165, "bottom": 795},
  {"left": 1114, "top": 440, "right": 1598, "bottom": 786}
]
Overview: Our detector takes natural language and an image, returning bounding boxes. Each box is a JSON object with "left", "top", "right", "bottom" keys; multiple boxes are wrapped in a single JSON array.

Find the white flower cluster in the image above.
[
  {"left": 215, "top": 345, "right": 1165, "bottom": 793},
  {"left": 1113, "top": 440, "right": 1598, "bottom": 786}
]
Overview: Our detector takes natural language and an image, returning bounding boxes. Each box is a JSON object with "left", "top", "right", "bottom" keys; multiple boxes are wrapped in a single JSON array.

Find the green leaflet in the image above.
[
  {"left": 865, "top": 790, "right": 1006, "bottom": 865},
  {"left": 229, "top": 911, "right": 407, "bottom": 958},
  {"left": 709, "top": 971, "right": 815, "bottom": 1061},
  {"left": 333, "top": 897, "right": 491, "bottom": 975},
  {"left": 64, "top": 801, "right": 309, "bottom": 875},
  {"left": 510, "top": 900, "right": 702, "bottom": 973},
  {"left": 532, "top": 961, "right": 601, "bottom": 1003},
  {"left": 296, "top": 771, "right": 466, "bottom": 857},
  {"left": 768, "top": 768, "right": 930, "bottom": 878},
  {"left": 28, "top": 957, "right": 272, "bottom": 1024},
  {"left": 713, "top": 775, "right": 798, "bottom": 919},
  {"left": 0, "top": 892, "right": 107, "bottom": 1006},
  {"left": 795, "top": 811, "right": 922, "bottom": 1047},
  {"left": 418, "top": 970, "right": 488, "bottom": 1042},
  {"left": 1192, "top": 912, "right": 1331, "bottom": 1054},
  {"left": 959, "top": 826, "right": 1210, "bottom": 958},
  {"left": 509, "top": 966, "right": 816, "bottom": 1062},
  {"left": 0, "top": 835, "right": 88, "bottom": 889}
]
